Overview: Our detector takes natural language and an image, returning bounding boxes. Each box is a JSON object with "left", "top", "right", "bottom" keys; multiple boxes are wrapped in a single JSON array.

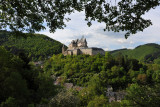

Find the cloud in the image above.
[{"left": 38, "top": 6, "right": 160, "bottom": 51}]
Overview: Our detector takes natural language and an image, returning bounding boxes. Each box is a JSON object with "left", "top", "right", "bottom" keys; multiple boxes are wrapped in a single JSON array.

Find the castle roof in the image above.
[
  {"left": 90, "top": 47, "right": 104, "bottom": 51},
  {"left": 67, "top": 47, "right": 104, "bottom": 51}
]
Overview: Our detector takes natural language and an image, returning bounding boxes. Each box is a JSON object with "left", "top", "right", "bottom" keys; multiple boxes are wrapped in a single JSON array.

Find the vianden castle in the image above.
[{"left": 62, "top": 36, "right": 105, "bottom": 56}]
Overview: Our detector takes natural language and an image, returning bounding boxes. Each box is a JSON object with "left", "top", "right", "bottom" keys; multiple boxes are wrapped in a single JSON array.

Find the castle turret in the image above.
[
  {"left": 62, "top": 45, "right": 66, "bottom": 54},
  {"left": 77, "top": 36, "right": 88, "bottom": 48},
  {"left": 83, "top": 38, "right": 87, "bottom": 47}
]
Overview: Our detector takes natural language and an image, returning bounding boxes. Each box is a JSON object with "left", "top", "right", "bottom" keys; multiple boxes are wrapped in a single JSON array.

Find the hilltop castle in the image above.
[{"left": 62, "top": 37, "right": 105, "bottom": 56}]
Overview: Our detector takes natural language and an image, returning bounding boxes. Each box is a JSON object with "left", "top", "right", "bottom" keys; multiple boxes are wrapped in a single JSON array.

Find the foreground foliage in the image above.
[
  {"left": 0, "top": 47, "right": 58, "bottom": 106},
  {"left": 1, "top": 0, "right": 159, "bottom": 37}
]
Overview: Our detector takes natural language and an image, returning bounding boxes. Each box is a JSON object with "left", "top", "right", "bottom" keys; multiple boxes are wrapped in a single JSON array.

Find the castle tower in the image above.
[
  {"left": 62, "top": 45, "right": 66, "bottom": 54},
  {"left": 77, "top": 36, "right": 88, "bottom": 47},
  {"left": 83, "top": 38, "right": 88, "bottom": 47}
]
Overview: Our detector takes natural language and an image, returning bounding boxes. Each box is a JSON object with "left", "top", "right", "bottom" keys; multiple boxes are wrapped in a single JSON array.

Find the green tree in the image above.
[
  {"left": 87, "top": 74, "right": 106, "bottom": 96},
  {"left": 121, "top": 84, "right": 160, "bottom": 107},
  {"left": 152, "top": 70, "right": 160, "bottom": 83},
  {"left": 0, "top": 97, "right": 17, "bottom": 107},
  {"left": 3, "top": 72, "right": 29, "bottom": 106},
  {"left": 137, "top": 74, "right": 147, "bottom": 84},
  {"left": 49, "top": 90, "right": 80, "bottom": 107},
  {"left": 87, "top": 95, "right": 108, "bottom": 107},
  {"left": 1, "top": 0, "right": 159, "bottom": 37},
  {"left": 79, "top": 74, "right": 106, "bottom": 106},
  {"left": 0, "top": 47, "right": 58, "bottom": 106}
]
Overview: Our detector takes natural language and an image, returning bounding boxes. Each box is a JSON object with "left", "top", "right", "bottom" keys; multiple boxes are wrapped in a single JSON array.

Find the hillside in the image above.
[
  {"left": 0, "top": 30, "right": 64, "bottom": 61},
  {"left": 43, "top": 53, "right": 160, "bottom": 106},
  {"left": 110, "top": 43, "right": 160, "bottom": 63}
]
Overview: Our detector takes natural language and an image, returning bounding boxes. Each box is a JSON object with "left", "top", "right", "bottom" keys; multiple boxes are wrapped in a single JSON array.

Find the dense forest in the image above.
[
  {"left": 0, "top": 46, "right": 59, "bottom": 106},
  {"left": 1, "top": 46, "right": 160, "bottom": 106},
  {"left": 0, "top": 30, "right": 64, "bottom": 61},
  {"left": 1, "top": 31, "right": 160, "bottom": 106},
  {"left": 43, "top": 53, "right": 160, "bottom": 106},
  {"left": 110, "top": 43, "right": 160, "bottom": 64}
]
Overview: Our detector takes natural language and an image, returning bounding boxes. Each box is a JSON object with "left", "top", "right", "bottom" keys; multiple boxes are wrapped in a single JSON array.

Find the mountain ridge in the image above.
[
  {"left": 110, "top": 43, "right": 160, "bottom": 63},
  {"left": 0, "top": 30, "right": 64, "bottom": 61}
]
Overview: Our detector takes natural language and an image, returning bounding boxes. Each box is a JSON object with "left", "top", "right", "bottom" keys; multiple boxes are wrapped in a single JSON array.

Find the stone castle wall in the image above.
[
  {"left": 68, "top": 51, "right": 72, "bottom": 55},
  {"left": 73, "top": 49, "right": 80, "bottom": 55},
  {"left": 63, "top": 48, "right": 105, "bottom": 56},
  {"left": 92, "top": 48, "right": 105, "bottom": 55},
  {"left": 80, "top": 48, "right": 92, "bottom": 55},
  {"left": 62, "top": 37, "right": 105, "bottom": 56}
]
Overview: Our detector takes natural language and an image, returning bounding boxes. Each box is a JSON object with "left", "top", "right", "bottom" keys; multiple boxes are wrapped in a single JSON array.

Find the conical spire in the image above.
[
  {"left": 81, "top": 36, "right": 86, "bottom": 42},
  {"left": 82, "top": 35, "right": 84, "bottom": 39},
  {"left": 84, "top": 38, "right": 86, "bottom": 42}
]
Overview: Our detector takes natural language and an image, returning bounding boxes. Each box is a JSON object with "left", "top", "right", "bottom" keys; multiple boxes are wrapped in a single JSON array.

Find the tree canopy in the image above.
[
  {"left": 0, "top": 30, "right": 63, "bottom": 61},
  {"left": 0, "top": 0, "right": 159, "bottom": 38},
  {"left": 0, "top": 46, "right": 58, "bottom": 106},
  {"left": 43, "top": 53, "right": 160, "bottom": 106}
]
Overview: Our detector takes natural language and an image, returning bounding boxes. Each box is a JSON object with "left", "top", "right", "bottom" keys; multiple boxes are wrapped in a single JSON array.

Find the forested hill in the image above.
[
  {"left": 110, "top": 43, "right": 160, "bottom": 63},
  {"left": 0, "top": 30, "right": 64, "bottom": 61}
]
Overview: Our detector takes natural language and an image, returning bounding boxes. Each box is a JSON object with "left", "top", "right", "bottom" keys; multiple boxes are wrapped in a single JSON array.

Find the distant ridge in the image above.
[
  {"left": 110, "top": 43, "right": 160, "bottom": 63},
  {"left": 0, "top": 30, "right": 64, "bottom": 61},
  {"left": 109, "top": 48, "right": 128, "bottom": 54}
]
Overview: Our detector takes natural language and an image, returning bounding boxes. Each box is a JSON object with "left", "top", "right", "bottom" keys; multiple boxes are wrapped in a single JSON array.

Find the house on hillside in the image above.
[{"left": 106, "top": 85, "right": 126, "bottom": 102}]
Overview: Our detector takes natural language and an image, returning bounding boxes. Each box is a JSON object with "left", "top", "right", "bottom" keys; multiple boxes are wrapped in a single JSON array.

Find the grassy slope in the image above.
[
  {"left": 0, "top": 30, "right": 64, "bottom": 61},
  {"left": 110, "top": 43, "right": 160, "bottom": 62}
]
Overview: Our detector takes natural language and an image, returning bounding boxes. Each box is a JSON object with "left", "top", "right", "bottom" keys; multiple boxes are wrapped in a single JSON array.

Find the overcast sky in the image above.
[{"left": 39, "top": 6, "right": 160, "bottom": 51}]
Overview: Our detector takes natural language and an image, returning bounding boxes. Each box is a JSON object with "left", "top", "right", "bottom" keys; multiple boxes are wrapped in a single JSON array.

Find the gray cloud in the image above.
[
  {"left": 39, "top": 7, "right": 160, "bottom": 51},
  {"left": 95, "top": 28, "right": 126, "bottom": 39}
]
